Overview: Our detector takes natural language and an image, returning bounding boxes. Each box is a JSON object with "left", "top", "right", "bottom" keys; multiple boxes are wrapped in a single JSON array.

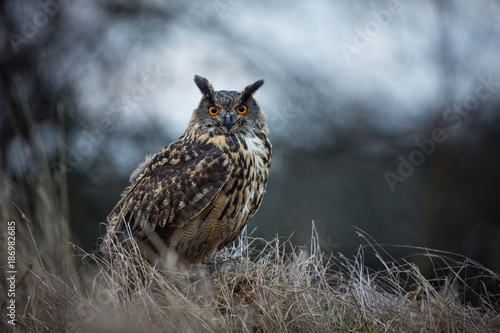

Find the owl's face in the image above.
[{"left": 190, "top": 76, "right": 267, "bottom": 136}]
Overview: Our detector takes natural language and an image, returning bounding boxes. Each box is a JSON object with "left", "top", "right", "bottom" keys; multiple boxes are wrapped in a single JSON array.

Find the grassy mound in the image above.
[{"left": 1, "top": 211, "right": 500, "bottom": 332}]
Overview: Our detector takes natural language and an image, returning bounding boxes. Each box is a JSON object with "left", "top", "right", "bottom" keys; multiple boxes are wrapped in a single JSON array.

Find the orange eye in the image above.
[
  {"left": 236, "top": 104, "right": 248, "bottom": 115},
  {"left": 208, "top": 105, "right": 220, "bottom": 116}
]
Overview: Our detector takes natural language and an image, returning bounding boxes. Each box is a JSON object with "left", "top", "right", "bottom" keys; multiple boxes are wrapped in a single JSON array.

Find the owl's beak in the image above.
[{"left": 224, "top": 113, "right": 233, "bottom": 131}]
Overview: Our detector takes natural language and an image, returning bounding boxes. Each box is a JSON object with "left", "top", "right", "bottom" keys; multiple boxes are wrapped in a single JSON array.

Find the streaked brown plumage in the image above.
[{"left": 100, "top": 75, "right": 271, "bottom": 265}]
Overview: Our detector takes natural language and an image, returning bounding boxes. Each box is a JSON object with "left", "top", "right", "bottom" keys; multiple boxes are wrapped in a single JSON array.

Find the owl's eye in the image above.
[
  {"left": 208, "top": 105, "right": 220, "bottom": 116},
  {"left": 236, "top": 104, "right": 248, "bottom": 115}
]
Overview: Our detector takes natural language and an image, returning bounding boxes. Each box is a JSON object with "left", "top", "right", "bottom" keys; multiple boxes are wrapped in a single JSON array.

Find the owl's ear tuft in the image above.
[
  {"left": 241, "top": 79, "right": 264, "bottom": 102},
  {"left": 194, "top": 75, "right": 215, "bottom": 103}
]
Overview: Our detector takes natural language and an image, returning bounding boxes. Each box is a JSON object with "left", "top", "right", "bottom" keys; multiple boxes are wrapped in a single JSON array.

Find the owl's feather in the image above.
[
  {"left": 128, "top": 154, "right": 153, "bottom": 184},
  {"left": 108, "top": 140, "right": 231, "bottom": 233}
]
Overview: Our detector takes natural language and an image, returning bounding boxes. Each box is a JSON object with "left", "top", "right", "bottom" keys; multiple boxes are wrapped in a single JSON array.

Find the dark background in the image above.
[{"left": 1, "top": 0, "right": 500, "bottom": 273}]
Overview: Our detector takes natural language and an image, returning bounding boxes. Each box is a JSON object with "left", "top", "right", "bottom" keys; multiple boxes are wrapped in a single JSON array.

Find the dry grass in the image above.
[
  {"left": 1, "top": 106, "right": 500, "bottom": 332},
  {"left": 2, "top": 203, "right": 500, "bottom": 333}
]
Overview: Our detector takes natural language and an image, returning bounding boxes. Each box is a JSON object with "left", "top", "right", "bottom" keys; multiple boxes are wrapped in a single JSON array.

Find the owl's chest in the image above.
[
  {"left": 223, "top": 135, "right": 270, "bottom": 219},
  {"left": 192, "top": 133, "right": 271, "bottom": 247}
]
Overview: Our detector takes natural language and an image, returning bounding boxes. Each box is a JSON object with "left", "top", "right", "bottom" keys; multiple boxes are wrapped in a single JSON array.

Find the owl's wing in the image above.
[{"left": 108, "top": 140, "right": 230, "bottom": 234}]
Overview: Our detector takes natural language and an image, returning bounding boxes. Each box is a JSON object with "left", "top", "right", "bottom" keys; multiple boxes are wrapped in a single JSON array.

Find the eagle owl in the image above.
[{"left": 101, "top": 75, "right": 271, "bottom": 266}]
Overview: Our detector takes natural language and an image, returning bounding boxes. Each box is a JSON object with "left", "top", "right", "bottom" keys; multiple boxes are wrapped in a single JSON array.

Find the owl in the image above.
[{"left": 100, "top": 75, "right": 272, "bottom": 266}]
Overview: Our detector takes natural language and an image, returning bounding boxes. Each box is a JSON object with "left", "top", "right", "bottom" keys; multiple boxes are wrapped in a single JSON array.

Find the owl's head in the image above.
[{"left": 189, "top": 75, "right": 267, "bottom": 136}]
